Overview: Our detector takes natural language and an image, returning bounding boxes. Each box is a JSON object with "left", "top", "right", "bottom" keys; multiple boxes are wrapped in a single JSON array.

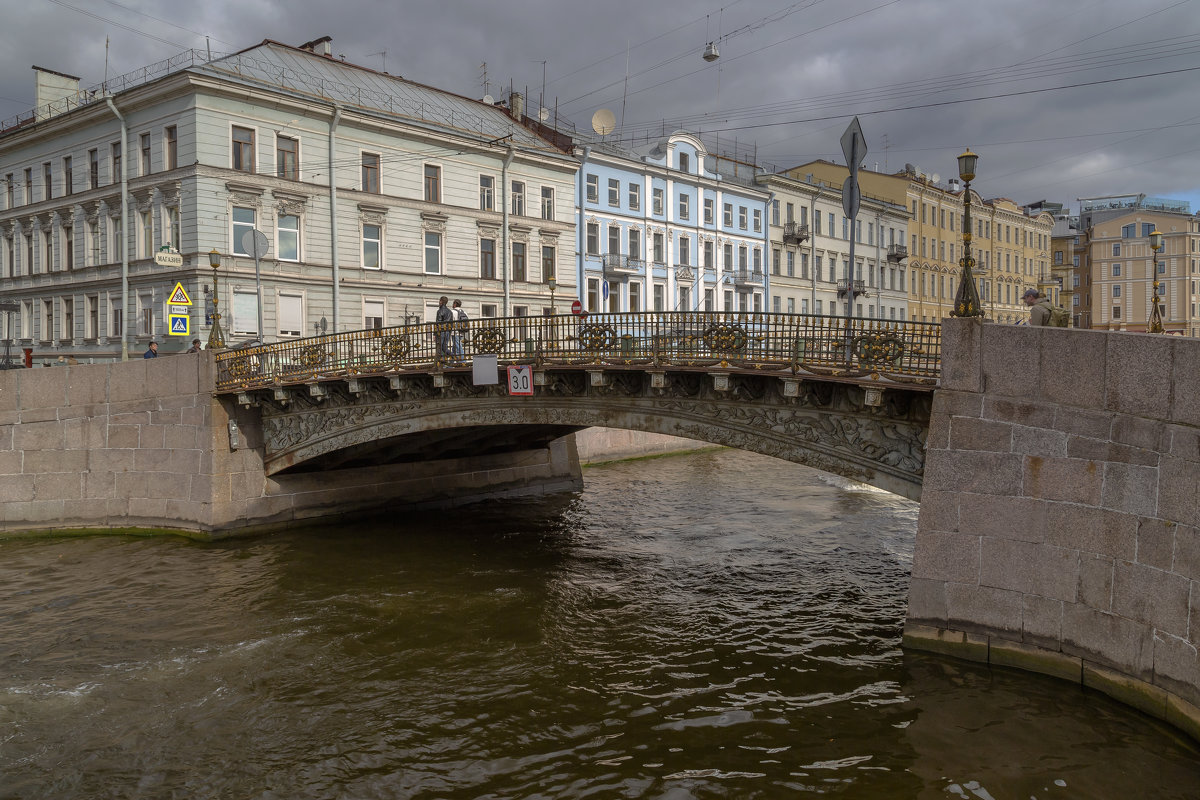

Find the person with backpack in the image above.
[
  {"left": 1022, "top": 288, "right": 1055, "bottom": 326},
  {"left": 451, "top": 299, "right": 468, "bottom": 362}
]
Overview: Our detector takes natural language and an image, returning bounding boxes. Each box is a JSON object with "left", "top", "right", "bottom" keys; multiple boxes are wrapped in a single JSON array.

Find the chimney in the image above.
[
  {"left": 510, "top": 91, "right": 524, "bottom": 122},
  {"left": 299, "top": 37, "right": 333, "bottom": 57},
  {"left": 33, "top": 66, "right": 81, "bottom": 121}
]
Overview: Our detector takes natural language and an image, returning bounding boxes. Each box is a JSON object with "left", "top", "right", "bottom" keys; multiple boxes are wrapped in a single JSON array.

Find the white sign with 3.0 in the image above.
[{"left": 507, "top": 365, "right": 533, "bottom": 396}]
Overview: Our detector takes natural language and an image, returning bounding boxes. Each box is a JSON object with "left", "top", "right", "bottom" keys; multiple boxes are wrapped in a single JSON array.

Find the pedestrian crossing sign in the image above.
[
  {"left": 168, "top": 282, "right": 192, "bottom": 306},
  {"left": 168, "top": 314, "right": 190, "bottom": 336}
]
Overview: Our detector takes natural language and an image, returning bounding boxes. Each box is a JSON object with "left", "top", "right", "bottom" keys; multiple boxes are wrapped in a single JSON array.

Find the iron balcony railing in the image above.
[
  {"left": 213, "top": 311, "right": 941, "bottom": 392},
  {"left": 783, "top": 222, "right": 810, "bottom": 244},
  {"left": 734, "top": 269, "right": 765, "bottom": 287},
  {"left": 837, "top": 279, "right": 868, "bottom": 298},
  {"left": 887, "top": 244, "right": 908, "bottom": 263},
  {"left": 602, "top": 253, "right": 640, "bottom": 275}
]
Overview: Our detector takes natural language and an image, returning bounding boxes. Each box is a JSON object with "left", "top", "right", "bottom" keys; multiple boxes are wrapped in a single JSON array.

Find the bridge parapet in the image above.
[{"left": 213, "top": 312, "right": 940, "bottom": 393}]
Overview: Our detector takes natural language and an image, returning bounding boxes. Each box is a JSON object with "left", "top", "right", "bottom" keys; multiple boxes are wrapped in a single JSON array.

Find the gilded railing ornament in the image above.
[
  {"left": 578, "top": 323, "right": 617, "bottom": 351},
  {"left": 703, "top": 323, "right": 748, "bottom": 352},
  {"left": 472, "top": 327, "right": 508, "bottom": 355}
]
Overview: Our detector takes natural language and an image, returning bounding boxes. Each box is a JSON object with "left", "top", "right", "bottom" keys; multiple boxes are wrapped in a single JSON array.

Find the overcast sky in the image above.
[{"left": 3, "top": 0, "right": 1199, "bottom": 213}]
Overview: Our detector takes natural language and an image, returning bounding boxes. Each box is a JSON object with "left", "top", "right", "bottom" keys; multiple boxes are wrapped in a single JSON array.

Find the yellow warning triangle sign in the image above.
[{"left": 168, "top": 282, "right": 192, "bottom": 306}]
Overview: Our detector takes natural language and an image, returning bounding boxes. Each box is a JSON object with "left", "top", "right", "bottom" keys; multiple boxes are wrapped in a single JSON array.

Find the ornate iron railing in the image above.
[{"left": 213, "top": 312, "right": 941, "bottom": 392}]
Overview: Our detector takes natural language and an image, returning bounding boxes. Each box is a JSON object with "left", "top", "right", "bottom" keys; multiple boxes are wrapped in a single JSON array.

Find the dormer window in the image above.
[{"left": 679, "top": 152, "right": 690, "bottom": 173}]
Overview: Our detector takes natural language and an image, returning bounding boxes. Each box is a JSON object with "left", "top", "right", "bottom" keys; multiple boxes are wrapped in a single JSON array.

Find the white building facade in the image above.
[{"left": 0, "top": 38, "right": 576, "bottom": 359}]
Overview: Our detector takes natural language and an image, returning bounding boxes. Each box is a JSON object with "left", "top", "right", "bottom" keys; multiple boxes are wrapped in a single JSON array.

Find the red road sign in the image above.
[{"left": 571, "top": 300, "right": 583, "bottom": 315}]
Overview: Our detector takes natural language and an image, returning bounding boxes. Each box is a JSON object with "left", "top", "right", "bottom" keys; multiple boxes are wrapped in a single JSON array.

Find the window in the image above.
[
  {"left": 629, "top": 282, "right": 641, "bottom": 312},
  {"left": 87, "top": 222, "right": 98, "bottom": 266},
  {"left": 1054, "top": 251, "right": 1063, "bottom": 265},
  {"left": 653, "top": 283, "right": 665, "bottom": 311},
  {"left": 704, "top": 198, "right": 713, "bottom": 224},
  {"left": 786, "top": 251, "right": 794, "bottom": 277},
  {"left": 753, "top": 209, "right": 762, "bottom": 233},
  {"left": 607, "top": 224, "right": 621, "bottom": 256},
  {"left": 480, "top": 175, "right": 495, "bottom": 210},
  {"left": 167, "top": 206, "right": 181, "bottom": 251},
  {"left": 140, "top": 133, "right": 151, "bottom": 175},
  {"left": 608, "top": 178, "right": 619, "bottom": 206},
  {"left": 43, "top": 230, "right": 53, "bottom": 272},
  {"left": 164, "top": 126, "right": 177, "bottom": 170},
  {"left": 773, "top": 249, "right": 781, "bottom": 275},
  {"left": 111, "top": 142, "right": 122, "bottom": 184},
  {"left": 4, "top": 173, "right": 12, "bottom": 208},
  {"left": 231, "top": 127, "right": 253, "bottom": 173},
  {"left": 62, "top": 156, "right": 72, "bottom": 196},
  {"left": 141, "top": 211, "right": 153, "bottom": 259},
  {"left": 24, "top": 168, "right": 32, "bottom": 203},
  {"left": 586, "top": 222, "right": 599, "bottom": 255},
  {"left": 703, "top": 239, "right": 713, "bottom": 268},
  {"left": 723, "top": 243, "right": 733, "bottom": 271},
  {"left": 679, "top": 194, "right": 690, "bottom": 220},
  {"left": 481, "top": 304, "right": 498, "bottom": 318},
  {"left": 89, "top": 149, "right": 99, "bottom": 189},
  {"left": 424, "top": 231, "right": 441, "bottom": 274},
  {"left": 276, "top": 135, "right": 298, "bottom": 180},
  {"left": 653, "top": 232, "right": 664, "bottom": 263},
  {"left": 139, "top": 295, "right": 155, "bottom": 336},
  {"left": 480, "top": 238, "right": 496, "bottom": 278},
  {"left": 278, "top": 213, "right": 300, "bottom": 261},
  {"left": 1113, "top": 263, "right": 1121, "bottom": 277},
  {"left": 678, "top": 235, "right": 690, "bottom": 266},
  {"left": 542, "top": 246, "right": 555, "bottom": 282},
  {"left": 232, "top": 207, "right": 255, "bottom": 256},
  {"left": 424, "top": 164, "right": 441, "bottom": 203},
  {"left": 843, "top": 217, "right": 849, "bottom": 240},
  {"left": 43, "top": 162, "right": 52, "bottom": 201},
  {"left": 361, "top": 153, "right": 380, "bottom": 193},
  {"left": 362, "top": 223, "right": 381, "bottom": 269},
  {"left": 1112, "top": 306, "right": 1121, "bottom": 319},
  {"left": 109, "top": 215, "right": 123, "bottom": 263},
  {"left": 86, "top": 296, "right": 97, "bottom": 339},
  {"left": 739, "top": 206, "right": 747, "bottom": 229},
  {"left": 41, "top": 299, "right": 53, "bottom": 340},
  {"left": 653, "top": 187, "right": 664, "bottom": 215},
  {"left": 772, "top": 199, "right": 780, "bottom": 226},
  {"left": 679, "top": 152, "right": 690, "bottom": 172},
  {"left": 541, "top": 187, "right": 554, "bottom": 221},
  {"left": 510, "top": 181, "right": 525, "bottom": 216},
  {"left": 739, "top": 245, "right": 748, "bottom": 271},
  {"left": 510, "top": 241, "right": 526, "bottom": 282},
  {"left": 586, "top": 174, "right": 598, "bottom": 203},
  {"left": 110, "top": 301, "right": 122, "bottom": 338},
  {"left": 723, "top": 203, "right": 732, "bottom": 227},
  {"left": 1143, "top": 223, "right": 1155, "bottom": 238},
  {"left": 363, "top": 299, "right": 385, "bottom": 330},
  {"left": 1113, "top": 285, "right": 1122, "bottom": 297},
  {"left": 704, "top": 288, "right": 714, "bottom": 312},
  {"left": 629, "top": 183, "right": 640, "bottom": 210},
  {"left": 278, "top": 293, "right": 303, "bottom": 337},
  {"left": 814, "top": 211, "right": 822, "bottom": 236}
]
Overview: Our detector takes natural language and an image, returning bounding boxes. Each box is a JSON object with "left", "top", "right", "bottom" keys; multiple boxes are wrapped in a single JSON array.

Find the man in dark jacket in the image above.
[
  {"left": 435, "top": 296, "right": 453, "bottom": 355},
  {"left": 143, "top": 341, "right": 158, "bottom": 358}
]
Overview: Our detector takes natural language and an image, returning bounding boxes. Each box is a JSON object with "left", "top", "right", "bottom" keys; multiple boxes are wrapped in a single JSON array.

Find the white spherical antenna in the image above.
[
  {"left": 482, "top": 94, "right": 495, "bottom": 105},
  {"left": 538, "top": 106, "right": 549, "bottom": 122},
  {"left": 591, "top": 108, "right": 616, "bottom": 136},
  {"left": 931, "top": 173, "right": 941, "bottom": 184}
]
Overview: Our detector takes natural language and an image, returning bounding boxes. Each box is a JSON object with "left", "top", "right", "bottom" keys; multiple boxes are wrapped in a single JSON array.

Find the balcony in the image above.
[
  {"left": 886, "top": 244, "right": 908, "bottom": 263},
  {"left": 602, "top": 253, "right": 642, "bottom": 276},
  {"left": 782, "top": 222, "right": 809, "bottom": 245},
  {"left": 837, "top": 279, "right": 867, "bottom": 298},
  {"left": 734, "top": 269, "right": 764, "bottom": 288}
]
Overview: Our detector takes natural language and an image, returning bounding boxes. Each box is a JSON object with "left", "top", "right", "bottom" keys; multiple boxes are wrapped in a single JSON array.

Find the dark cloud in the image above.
[{"left": 4, "top": 0, "right": 1198, "bottom": 210}]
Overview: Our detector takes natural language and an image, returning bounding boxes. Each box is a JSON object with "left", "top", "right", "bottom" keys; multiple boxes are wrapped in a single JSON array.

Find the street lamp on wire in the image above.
[
  {"left": 207, "top": 249, "right": 227, "bottom": 350},
  {"left": 951, "top": 148, "right": 984, "bottom": 318},
  {"left": 1148, "top": 228, "right": 1164, "bottom": 333}
]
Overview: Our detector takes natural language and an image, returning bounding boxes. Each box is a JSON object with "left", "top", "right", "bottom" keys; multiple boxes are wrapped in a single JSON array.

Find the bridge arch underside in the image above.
[{"left": 256, "top": 370, "right": 932, "bottom": 500}]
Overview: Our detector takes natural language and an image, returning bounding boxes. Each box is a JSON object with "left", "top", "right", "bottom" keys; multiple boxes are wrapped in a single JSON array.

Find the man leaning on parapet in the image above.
[{"left": 1022, "top": 288, "right": 1053, "bottom": 326}]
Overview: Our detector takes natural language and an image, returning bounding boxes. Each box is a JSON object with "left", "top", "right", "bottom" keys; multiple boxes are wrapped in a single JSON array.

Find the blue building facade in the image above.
[{"left": 575, "top": 132, "right": 770, "bottom": 313}]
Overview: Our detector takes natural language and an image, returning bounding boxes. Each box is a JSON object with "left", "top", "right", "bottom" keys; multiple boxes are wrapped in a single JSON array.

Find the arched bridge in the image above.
[{"left": 214, "top": 312, "right": 941, "bottom": 499}]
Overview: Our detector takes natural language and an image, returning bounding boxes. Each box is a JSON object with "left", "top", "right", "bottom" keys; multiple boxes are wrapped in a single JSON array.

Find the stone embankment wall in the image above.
[
  {"left": 573, "top": 428, "right": 709, "bottom": 464},
  {"left": 0, "top": 356, "right": 581, "bottom": 536},
  {"left": 907, "top": 318, "right": 1200, "bottom": 742}
]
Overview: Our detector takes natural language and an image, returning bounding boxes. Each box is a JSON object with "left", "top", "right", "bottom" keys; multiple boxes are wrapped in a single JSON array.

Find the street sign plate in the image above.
[
  {"left": 240, "top": 229, "right": 270, "bottom": 259},
  {"left": 168, "top": 314, "right": 190, "bottom": 336},
  {"left": 168, "top": 282, "right": 192, "bottom": 306},
  {"left": 840, "top": 116, "right": 866, "bottom": 171},
  {"left": 842, "top": 175, "right": 861, "bottom": 219},
  {"left": 154, "top": 251, "right": 184, "bottom": 267},
  {"left": 507, "top": 364, "right": 534, "bottom": 396},
  {"left": 571, "top": 299, "right": 583, "bottom": 315}
]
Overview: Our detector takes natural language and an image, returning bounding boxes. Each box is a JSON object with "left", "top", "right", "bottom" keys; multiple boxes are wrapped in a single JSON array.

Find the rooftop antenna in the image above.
[
  {"left": 479, "top": 62, "right": 489, "bottom": 98},
  {"left": 367, "top": 50, "right": 387, "bottom": 71},
  {"left": 620, "top": 40, "right": 630, "bottom": 138},
  {"left": 103, "top": 36, "right": 110, "bottom": 94}
]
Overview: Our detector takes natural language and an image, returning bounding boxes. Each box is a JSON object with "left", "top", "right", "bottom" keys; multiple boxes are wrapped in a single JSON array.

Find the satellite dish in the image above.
[
  {"left": 538, "top": 107, "right": 549, "bottom": 122},
  {"left": 482, "top": 94, "right": 495, "bottom": 105},
  {"left": 930, "top": 173, "right": 941, "bottom": 184},
  {"left": 591, "top": 108, "right": 616, "bottom": 136}
]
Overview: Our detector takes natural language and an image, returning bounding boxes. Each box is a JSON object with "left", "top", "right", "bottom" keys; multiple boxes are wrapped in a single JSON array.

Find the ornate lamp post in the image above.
[
  {"left": 207, "top": 249, "right": 227, "bottom": 350},
  {"left": 951, "top": 148, "right": 984, "bottom": 318},
  {"left": 1148, "top": 228, "right": 1164, "bottom": 333},
  {"left": 548, "top": 276, "right": 557, "bottom": 314}
]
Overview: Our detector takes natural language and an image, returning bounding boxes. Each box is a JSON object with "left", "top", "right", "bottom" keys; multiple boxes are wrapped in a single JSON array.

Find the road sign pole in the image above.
[
  {"left": 253, "top": 248, "right": 263, "bottom": 342},
  {"left": 839, "top": 117, "right": 867, "bottom": 364}
]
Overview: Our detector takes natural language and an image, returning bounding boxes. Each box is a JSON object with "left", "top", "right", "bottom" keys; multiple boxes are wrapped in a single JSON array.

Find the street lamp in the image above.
[
  {"left": 548, "top": 276, "right": 557, "bottom": 314},
  {"left": 207, "top": 249, "right": 227, "bottom": 350},
  {"left": 1148, "top": 228, "right": 1164, "bottom": 333},
  {"left": 951, "top": 148, "right": 983, "bottom": 318}
]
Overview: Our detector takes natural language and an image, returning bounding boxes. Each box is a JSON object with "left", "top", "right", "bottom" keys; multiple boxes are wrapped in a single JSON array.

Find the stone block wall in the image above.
[
  {"left": 907, "top": 318, "right": 1200, "bottom": 742},
  {"left": 0, "top": 356, "right": 582, "bottom": 536}
]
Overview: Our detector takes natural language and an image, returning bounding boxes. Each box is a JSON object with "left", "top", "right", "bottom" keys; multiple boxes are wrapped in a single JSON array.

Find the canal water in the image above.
[{"left": 1, "top": 449, "right": 1197, "bottom": 799}]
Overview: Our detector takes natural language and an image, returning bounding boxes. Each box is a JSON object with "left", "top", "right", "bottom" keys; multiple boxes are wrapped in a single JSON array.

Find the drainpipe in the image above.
[
  {"left": 763, "top": 191, "right": 774, "bottom": 310},
  {"left": 501, "top": 146, "right": 515, "bottom": 315},
  {"left": 577, "top": 147, "right": 590, "bottom": 308},
  {"left": 105, "top": 97, "right": 129, "bottom": 360},
  {"left": 329, "top": 105, "right": 343, "bottom": 334}
]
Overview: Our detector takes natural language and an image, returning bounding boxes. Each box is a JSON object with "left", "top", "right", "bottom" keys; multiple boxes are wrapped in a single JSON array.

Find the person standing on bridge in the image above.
[
  {"left": 435, "top": 296, "right": 454, "bottom": 357},
  {"left": 1022, "top": 288, "right": 1053, "bottom": 326},
  {"left": 451, "top": 299, "right": 468, "bottom": 363},
  {"left": 143, "top": 341, "right": 158, "bottom": 359}
]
